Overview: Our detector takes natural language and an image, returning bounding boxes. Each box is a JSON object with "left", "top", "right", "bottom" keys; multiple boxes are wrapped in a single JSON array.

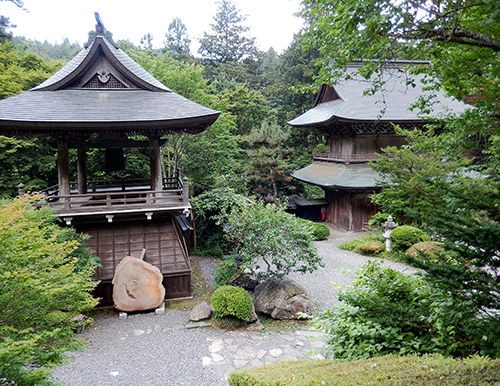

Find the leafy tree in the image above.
[
  {"left": 140, "top": 32, "right": 154, "bottom": 51},
  {"left": 163, "top": 17, "right": 191, "bottom": 58},
  {"left": 246, "top": 121, "right": 295, "bottom": 203},
  {"left": 198, "top": 0, "right": 258, "bottom": 63},
  {"left": 212, "top": 84, "right": 270, "bottom": 135},
  {"left": 224, "top": 201, "right": 322, "bottom": 281},
  {"left": 191, "top": 188, "right": 249, "bottom": 257},
  {"left": 0, "top": 41, "right": 62, "bottom": 99},
  {"left": 13, "top": 37, "right": 82, "bottom": 61},
  {"left": 0, "top": 196, "right": 98, "bottom": 385},
  {"left": 301, "top": 0, "right": 500, "bottom": 359}
]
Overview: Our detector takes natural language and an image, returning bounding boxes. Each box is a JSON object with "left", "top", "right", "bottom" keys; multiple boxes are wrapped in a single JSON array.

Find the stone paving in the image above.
[{"left": 202, "top": 328, "right": 326, "bottom": 380}]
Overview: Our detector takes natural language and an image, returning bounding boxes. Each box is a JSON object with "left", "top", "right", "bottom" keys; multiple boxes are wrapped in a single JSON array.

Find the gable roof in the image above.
[
  {"left": 288, "top": 61, "right": 469, "bottom": 127},
  {"left": 0, "top": 14, "right": 219, "bottom": 137}
]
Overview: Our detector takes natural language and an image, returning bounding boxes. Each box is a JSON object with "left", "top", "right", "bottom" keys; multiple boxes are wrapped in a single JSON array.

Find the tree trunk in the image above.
[{"left": 112, "top": 255, "right": 165, "bottom": 312}]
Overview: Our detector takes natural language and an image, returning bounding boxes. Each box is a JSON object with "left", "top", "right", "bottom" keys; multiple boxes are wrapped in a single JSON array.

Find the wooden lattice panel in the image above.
[{"left": 83, "top": 219, "right": 190, "bottom": 282}]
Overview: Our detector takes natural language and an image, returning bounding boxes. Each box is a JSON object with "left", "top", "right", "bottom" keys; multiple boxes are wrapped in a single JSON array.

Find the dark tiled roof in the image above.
[
  {"left": 288, "top": 197, "right": 328, "bottom": 207},
  {"left": 292, "top": 162, "right": 384, "bottom": 189},
  {"left": 0, "top": 90, "right": 219, "bottom": 134},
  {"left": 288, "top": 62, "right": 470, "bottom": 127},
  {"left": 0, "top": 20, "right": 219, "bottom": 135}
]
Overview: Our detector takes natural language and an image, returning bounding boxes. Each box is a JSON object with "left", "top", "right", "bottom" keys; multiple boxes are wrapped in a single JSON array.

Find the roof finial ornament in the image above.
[{"left": 84, "top": 12, "right": 119, "bottom": 49}]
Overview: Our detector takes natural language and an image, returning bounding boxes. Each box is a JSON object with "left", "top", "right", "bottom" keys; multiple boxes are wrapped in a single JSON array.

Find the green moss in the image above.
[{"left": 228, "top": 354, "right": 500, "bottom": 386}]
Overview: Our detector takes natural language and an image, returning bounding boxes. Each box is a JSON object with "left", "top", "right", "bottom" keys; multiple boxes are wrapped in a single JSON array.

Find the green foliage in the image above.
[
  {"left": 339, "top": 235, "right": 385, "bottom": 254},
  {"left": 0, "top": 197, "right": 98, "bottom": 385},
  {"left": 311, "top": 261, "right": 500, "bottom": 360},
  {"left": 215, "top": 254, "right": 240, "bottom": 287},
  {"left": 228, "top": 355, "right": 500, "bottom": 386},
  {"left": 163, "top": 17, "right": 191, "bottom": 57},
  {"left": 13, "top": 36, "right": 82, "bottom": 61},
  {"left": 407, "top": 241, "right": 444, "bottom": 261},
  {"left": 192, "top": 188, "right": 249, "bottom": 257},
  {"left": 224, "top": 201, "right": 322, "bottom": 281},
  {"left": 198, "top": 0, "right": 258, "bottom": 63},
  {"left": 246, "top": 121, "right": 295, "bottom": 203},
  {"left": 299, "top": 219, "right": 330, "bottom": 241},
  {"left": 211, "top": 285, "right": 253, "bottom": 322},
  {"left": 390, "top": 225, "right": 430, "bottom": 252},
  {"left": 358, "top": 240, "right": 385, "bottom": 255},
  {"left": 0, "top": 41, "right": 62, "bottom": 100}
]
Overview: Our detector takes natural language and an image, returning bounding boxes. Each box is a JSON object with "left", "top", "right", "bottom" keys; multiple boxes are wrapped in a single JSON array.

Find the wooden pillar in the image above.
[
  {"left": 57, "top": 140, "right": 70, "bottom": 196},
  {"left": 149, "top": 137, "right": 163, "bottom": 191},
  {"left": 77, "top": 147, "right": 88, "bottom": 194}
]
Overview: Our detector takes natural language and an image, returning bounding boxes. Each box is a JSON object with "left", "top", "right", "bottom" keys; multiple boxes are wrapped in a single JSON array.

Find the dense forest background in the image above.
[{"left": 0, "top": 1, "right": 325, "bottom": 201}]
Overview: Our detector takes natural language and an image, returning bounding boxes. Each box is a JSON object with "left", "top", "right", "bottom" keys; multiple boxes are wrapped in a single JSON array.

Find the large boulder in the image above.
[{"left": 253, "top": 278, "right": 312, "bottom": 320}]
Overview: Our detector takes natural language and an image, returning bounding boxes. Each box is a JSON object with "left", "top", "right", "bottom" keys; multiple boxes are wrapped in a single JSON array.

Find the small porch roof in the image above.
[{"left": 292, "top": 162, "right": 385, "bottom": 190}]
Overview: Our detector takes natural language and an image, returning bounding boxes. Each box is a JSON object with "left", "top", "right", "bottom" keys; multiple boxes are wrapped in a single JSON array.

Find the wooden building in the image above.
[
  {"left": 289, "top": 61, "right": 468, "bottom": 232},
  {"left": 0, "top": 14, "right": 220, "bottom": 305}
]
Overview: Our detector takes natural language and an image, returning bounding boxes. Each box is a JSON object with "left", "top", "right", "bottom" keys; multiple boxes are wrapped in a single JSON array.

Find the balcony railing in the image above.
[
  {"left": 32, "top": 176, "right": 190, "bottom": 220},
  {"left": 313, "top": 152, "right": 381, "bottom": 164}
]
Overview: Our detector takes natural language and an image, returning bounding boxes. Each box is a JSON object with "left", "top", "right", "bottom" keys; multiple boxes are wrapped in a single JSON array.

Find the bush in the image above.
[
  {"left": 310, "top": 261, "right": 500, "bottom": 360},
  {"left": 225, "top": 202, "right": 322, "bottom": 281},
  {"left": 311, "top": 222, "right": 330, "bottom": 240},
  {"left": 215, "top": 254, "right": 240, "bottom": 287},
  {"left": 358, "top": 240, "right": 385, "bottom": 255},
  {"left": 228, "top": 355, "right": 500, "bottom": 386},
  {"left": 390, "top": 225, "right": 430, "bottom": 252},
  {"left": 0, "top": 197, "right": 99, "bottom": 385},
  {"left": 211, "top": 285, "right": 253, "bottom": 322},
  {"left": 339, "top": 235, "right": 385, "bottom": 254},
  {"left": 407, "top": 241, "right": 444, "bottom": 260},
  {"left": 298, "top": 219, "right": 330, "bottom": 240}
]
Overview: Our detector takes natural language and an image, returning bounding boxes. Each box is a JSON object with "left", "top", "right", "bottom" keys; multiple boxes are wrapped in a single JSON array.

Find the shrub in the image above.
[
  {"left": 215, "top": 254, "right": 240, "bottom": 287},
  {"left": 298, "top": 219, "right": 330, "bottom": 240},
  {"left": 310, "top": 261, "right": 500, "bottom": 360},
  {"left": 358, "top": 240, "right": 385, "bottom": 255},
  {"left": 225, "top": 202, "right": 322, "bottom": 281},
  {"left": 311, "top": 222, "right": 330, "bottom": 240},
  {"left": 407, "top": 241, "right": 444, "bottom": 260},
  {"left": 339, "top": 235, "right": 385, "bottom": 254},
  {"left": 211, "top": 285, "right": 253, "bottom": 322},
  {"left": 390, "top": 225, "right": 430, "bottom": 252},
  {"left": 0, "top": 197, "right": 99, "bottom": 385}
]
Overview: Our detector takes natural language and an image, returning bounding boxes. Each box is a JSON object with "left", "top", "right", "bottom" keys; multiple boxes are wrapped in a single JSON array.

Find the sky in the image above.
[{"left": 1, "top": 0, "right": 305, "bottom": 54}]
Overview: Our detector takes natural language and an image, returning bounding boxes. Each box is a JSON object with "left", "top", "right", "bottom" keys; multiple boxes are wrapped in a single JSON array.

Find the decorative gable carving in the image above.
[{"left": 83, "top": 72, "right": 127, "bottom": 89}]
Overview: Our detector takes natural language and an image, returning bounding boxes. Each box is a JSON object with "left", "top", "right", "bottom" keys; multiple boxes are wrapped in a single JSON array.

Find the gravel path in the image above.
[{"left": 51, "top": 226, "right": 418, "bottom": 385}]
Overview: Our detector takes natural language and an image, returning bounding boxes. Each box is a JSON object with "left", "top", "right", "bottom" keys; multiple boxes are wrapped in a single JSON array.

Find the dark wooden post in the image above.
[
  {"left": 149, "top": 137, "right": 163, "bottom": 192},
  {"left": 57, "top": 140, "right": 71, "bottom": 196},
  {"left": 77, "top": 147, "right": 88, "bottom": 194}
]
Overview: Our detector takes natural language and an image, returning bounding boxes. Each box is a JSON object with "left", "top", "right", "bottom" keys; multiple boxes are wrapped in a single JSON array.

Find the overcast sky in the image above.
[{"left": 1, "top": 0, "right": 304, "bottom": 54}]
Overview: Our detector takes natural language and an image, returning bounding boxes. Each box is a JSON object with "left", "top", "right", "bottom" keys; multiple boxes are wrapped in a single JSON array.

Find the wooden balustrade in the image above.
[{"left": 313, "top": 152, "right": 381, "bottom": 164}]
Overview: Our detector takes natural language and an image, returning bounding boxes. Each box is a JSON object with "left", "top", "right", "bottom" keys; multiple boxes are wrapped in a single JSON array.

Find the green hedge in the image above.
[
  {"left": 390, "top": 225, "right": 430, "bottom": 252},
  {"left": 228, "top": 355, "right": 500, "bottom": 385},
  {"left": 211, "top": 285, "right": 253, "bottom": 322}
]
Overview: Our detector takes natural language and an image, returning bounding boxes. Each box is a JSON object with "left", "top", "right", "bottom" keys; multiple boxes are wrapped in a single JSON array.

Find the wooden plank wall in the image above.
[{"left": 325, "top": 190, "right": 378, "bottom": 231}]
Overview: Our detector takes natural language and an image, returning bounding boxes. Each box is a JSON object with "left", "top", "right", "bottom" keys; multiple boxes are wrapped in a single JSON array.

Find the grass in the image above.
[{"left": 228, "top": 354, "right": 500, "bottom": 385}]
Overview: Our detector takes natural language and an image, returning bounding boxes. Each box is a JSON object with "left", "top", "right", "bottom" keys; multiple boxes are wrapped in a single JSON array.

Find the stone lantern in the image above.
[{"left": 382, "top": 215, "right": 398, "bottom": 252}]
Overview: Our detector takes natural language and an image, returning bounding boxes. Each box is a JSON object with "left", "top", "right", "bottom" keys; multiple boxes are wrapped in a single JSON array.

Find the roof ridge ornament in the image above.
[{"left": 84, "top": 12, "right": 119, "bottom": 49}]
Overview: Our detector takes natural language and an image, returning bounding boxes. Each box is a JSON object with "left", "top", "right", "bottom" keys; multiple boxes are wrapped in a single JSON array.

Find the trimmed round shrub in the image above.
[
  {"left": 211, "top": 285, "right": 253, "bottom": 322},
  {"left": 390, "top": 225, "right": 430, "bottom": 252},
  {"left": 358, "top": 240, "right": 385, "bottom": 255},
  {"left": 407, "top": 241, "right": 444, "bottom": 260},
  {"left": 311, "top": 222, "right": 330, "bottom": 240}
]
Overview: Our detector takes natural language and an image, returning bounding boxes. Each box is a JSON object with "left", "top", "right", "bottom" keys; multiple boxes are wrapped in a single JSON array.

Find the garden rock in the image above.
[
  {"left": 189, "top": 301, "right": 213, "bottom": 322},
  {"left": 228, "top": 271, "right": 259, "bottom": 290},
  {"left": 253, "top": 278, "right": 312, "bottom": 320}
]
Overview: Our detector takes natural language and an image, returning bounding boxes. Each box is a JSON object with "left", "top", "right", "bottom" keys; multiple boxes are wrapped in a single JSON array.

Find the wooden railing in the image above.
[
  {"left": 34, "top": 177, "right": 190, "bottom": 218},
  {"left": 313, "top": 152, "right": 381, "bottom": 164}
]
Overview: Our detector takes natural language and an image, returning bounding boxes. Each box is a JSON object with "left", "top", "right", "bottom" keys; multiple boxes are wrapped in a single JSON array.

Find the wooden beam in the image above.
[
  {"left": 77, "top": 147, "right": 88, "bottom": 194},
  {"left": 57, "top": 141, "right": 71, "bottom": 196},
  {"left": 149, "top": 137, "right": 163, "bottom": 191}
]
